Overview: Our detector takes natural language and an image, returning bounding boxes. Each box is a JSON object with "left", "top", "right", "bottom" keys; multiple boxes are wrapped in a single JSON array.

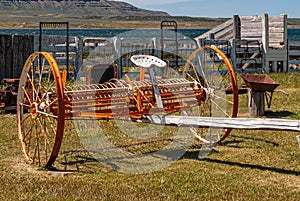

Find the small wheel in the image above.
[
  {"left": 183, "top": 46, "right": 238, "bottom": 142},
  {"left": 17, "top": 52, "right": 65, "bottom": 167}
]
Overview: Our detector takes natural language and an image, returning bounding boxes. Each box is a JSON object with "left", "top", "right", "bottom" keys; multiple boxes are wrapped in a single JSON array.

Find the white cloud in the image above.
[{"left": 118, "top": 0, "right": 192, "bottom": 6}]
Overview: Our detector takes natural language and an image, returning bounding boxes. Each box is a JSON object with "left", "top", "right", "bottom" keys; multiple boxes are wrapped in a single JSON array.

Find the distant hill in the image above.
[
  {"left": 0, "top": 1, "right": 299, "bottom": 29},
  {"left": 0, "top": 0, "right": 229, "bottom": 28},
  {"left": 0, "top": 0, "right": 170, "bottom": 16}
]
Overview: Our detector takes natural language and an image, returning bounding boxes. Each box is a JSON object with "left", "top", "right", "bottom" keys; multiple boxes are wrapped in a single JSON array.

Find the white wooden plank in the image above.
[
  {"left": 42, "top": 46, "right": 77, "bottom": 52},
  {"left": 288, "top": 50, "right": 300, "bottom": 55},
  {"left": 215, "top": 29, "right": 234, "bottom": 40},
  {"left": 269, "top": 22, "right": 285, "bottom": 28},
  {"left": 269, "top": 27, "right": 284, "bottom": 33},
  {"left": 269, "top": 16, "right": 285, "bottom": 21},
  {"left": 240, "top": 16, "right": 262, "bottom": 22},
  {"left": 241, "top": 24, "right": 262, "bottom": 29},
  {"left": 289, "top": 41, "right": 300, "bottom": 46},
  {"left": 143, "top": 115, "right": 300, "bottom": 132},
  {"left": 289, "top": 60, "right": 300, "bottom": 65}
]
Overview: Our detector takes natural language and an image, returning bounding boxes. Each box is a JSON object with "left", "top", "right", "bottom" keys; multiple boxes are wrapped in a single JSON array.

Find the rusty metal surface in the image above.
[
  {"left": 0, "top": 78, "right": 20, "bottom": 111},
  {"left": 64, "top": 78, "right": 204, "bottom": 120},
  {"left": 241, "top": 74, "right": 280, "bottom": 92}
]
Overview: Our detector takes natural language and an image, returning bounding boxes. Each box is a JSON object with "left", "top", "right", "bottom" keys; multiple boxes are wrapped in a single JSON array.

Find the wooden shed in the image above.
[{"left": 195, "top": 13, "right": 288, "bottom": 73}]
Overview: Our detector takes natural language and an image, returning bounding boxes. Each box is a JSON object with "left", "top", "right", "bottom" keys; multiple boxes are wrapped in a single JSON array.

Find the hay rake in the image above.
[{"left": 16, "top": 46, "right": 299, "bottom": 167}]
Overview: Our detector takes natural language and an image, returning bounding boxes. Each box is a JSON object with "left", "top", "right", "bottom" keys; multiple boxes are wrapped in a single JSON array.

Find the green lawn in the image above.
[{"left": 0, "top": 73, "right": 299, "bottom": 200}]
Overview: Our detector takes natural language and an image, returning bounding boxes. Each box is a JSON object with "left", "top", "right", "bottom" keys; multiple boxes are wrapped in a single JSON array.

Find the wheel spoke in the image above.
[
  {"left": 44, "top": 97, "right": 58, "bottom": 109},
  {"left": 213, "top": 93, "right": 234, "bottom": 105},
  {"left": 33, "top": 122, "right": 40, "bottom": 165},
  {"left": 36, "top": 117, "right": 52, "bottom": 161},
  {"left": 23, "top": 116, "right": 36, "bottom": 155},
  {"left": 26, "top": 73, "right": 41, "bottom": 103},
  {"left": 37, "top": 56, "right": 46, "bottom": 94},
  {"left": 36, "top": 110, "right": 58, "bottom": 119},
  {"left": 46, "top": 116, "right": 59, "bottom": 136},
  {"left": 22, "top": 87, "right": 33, "bottom": 105},
  {"left": 210, "top": 99, "right": 231, "bottom": 118},
  {"left": 41, "top": 82, "right": 57, "bottom": 100}
]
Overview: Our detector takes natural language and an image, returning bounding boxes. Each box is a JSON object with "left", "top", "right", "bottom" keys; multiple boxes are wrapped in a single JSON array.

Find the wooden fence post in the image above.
[
  {"left": 233, "top": 15, "right": 241, "bottom": 40},
  {"left": 282, "top": 14, "right": 288, "bottom": 72},
  {"left": 262, "top": 13, "right": 270, "bottom": 73},
  {"left": 248, "top": 89, "right": 265, "bottom": 116},
  {"left": 74, "top": 36, "right": 83, "bottom": 79}
]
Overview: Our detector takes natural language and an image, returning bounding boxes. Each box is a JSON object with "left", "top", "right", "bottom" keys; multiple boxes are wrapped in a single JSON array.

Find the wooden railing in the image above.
[
  {"left": 195, "top": 17, "right": 236, "bottom": 40},
  {"left": 288, "top": 40, "right": 300, "bottom": 70}
]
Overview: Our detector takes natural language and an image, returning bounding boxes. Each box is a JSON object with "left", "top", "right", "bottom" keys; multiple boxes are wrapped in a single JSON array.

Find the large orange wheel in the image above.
[
  {"left": 17, "top": 52, "right": 65, "bottom": 167},
  {"left": 183, "top": 46, "right": 238, "bottom": 142}
]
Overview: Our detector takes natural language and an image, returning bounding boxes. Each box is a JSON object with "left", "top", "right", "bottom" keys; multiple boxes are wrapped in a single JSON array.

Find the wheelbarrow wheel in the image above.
[
  {"left": 183, "top": 46, "right": 238, "bottom": 142},
  {"left": 17, "top": 52, "right": 65, "bottom": 167}
]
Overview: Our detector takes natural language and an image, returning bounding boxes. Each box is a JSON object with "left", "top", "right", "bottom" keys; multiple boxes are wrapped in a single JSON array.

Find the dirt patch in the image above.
[{"left": 2, "top": 156, "right": 78, "bottom": 177}]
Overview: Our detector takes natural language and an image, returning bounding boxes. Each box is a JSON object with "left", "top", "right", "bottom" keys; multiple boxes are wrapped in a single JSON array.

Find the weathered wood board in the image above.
[{"left": 143, "top": 115, "right": 300, "bottom": 132}]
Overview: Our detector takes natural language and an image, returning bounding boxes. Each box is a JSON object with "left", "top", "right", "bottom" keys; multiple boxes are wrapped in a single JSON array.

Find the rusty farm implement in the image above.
[{"left": 16, "top": 46, "right": 300, "bottom": 168}]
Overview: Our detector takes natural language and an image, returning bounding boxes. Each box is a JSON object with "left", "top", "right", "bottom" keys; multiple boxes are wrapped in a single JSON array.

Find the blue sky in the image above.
[{"left": 118, "top": 0, "right": 300, "bottom": 18}]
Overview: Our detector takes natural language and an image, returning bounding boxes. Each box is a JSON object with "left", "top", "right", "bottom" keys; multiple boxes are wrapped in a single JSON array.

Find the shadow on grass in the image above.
[
  {"left": 43, "top": 155, "right": 98, "bottom": 172},
  {"left": 62, "top": 150, "right": 98, "bottom": 164},
  {"left": 203, "top": 158, "right": 300, "bottom": 176},
  {"left": 61, "top": 155, "right": 98, "bottom": 166},
  {"left": 44, "top": 150, "right": 99, "bottom": 172},
  {"left": 222, "top": 135, "right": 280, "bottom": 147},
  {"left": 182, "top": 150, "right": 300, "bottom": 176},
  {"left": 265, "top": 110, "right": 295, "bottom": 118}
]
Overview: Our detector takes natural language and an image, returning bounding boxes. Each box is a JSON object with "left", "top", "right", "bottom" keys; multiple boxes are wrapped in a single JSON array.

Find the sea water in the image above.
[
  {"left": 0, "top": 28, "right": 299, "bottom": 41},
  {"left": 0, "top": 28, "right": 300, "bottom": 41},
  {"left": 0, "top": 28, "right": 213, "bottom": 39}
]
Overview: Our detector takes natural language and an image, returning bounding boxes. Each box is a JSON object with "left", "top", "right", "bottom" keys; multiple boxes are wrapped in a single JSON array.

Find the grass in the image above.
[{"left": 0, "top": 73, "right": 300, "bottom": 200}]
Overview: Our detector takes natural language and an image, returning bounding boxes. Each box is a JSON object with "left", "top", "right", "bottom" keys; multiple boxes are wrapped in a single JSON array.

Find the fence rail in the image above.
[{"left": 288, "top": 40, "right": 300, "bottom": 69}]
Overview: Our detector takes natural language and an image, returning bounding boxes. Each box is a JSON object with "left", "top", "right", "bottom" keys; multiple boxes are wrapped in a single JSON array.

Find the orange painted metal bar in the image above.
[{"left": 59, "top": 77, "right": 206, "bottom": 120}]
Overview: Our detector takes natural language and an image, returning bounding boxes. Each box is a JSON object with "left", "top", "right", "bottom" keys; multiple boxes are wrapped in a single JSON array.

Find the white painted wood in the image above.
[{"left": 143, "top": 115, "right": 300, "bottom": 132}]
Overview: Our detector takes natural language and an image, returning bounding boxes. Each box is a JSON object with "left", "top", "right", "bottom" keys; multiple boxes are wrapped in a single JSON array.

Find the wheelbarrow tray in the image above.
[{"left": 241, "top": 74, "right": 280, "bottom": 92}]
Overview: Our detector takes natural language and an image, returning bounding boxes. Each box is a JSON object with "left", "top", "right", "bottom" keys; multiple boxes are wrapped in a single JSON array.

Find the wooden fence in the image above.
[
  {"left": 195, "top": 14, "right": 289, "bottom": 72},
  {"left": 0, "top": 22, "right": 299, "bottom": 81},
  {"left": 288, "top": 40, "right": 300, "bottom": 70},
  {"left": 0, "top": 34, "right": 34, "bottom": 80}
]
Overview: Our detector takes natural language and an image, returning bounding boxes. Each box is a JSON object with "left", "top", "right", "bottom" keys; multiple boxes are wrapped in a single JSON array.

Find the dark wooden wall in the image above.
[{"left": 0, "top": 34, "right": 34, "bottom": 80}]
